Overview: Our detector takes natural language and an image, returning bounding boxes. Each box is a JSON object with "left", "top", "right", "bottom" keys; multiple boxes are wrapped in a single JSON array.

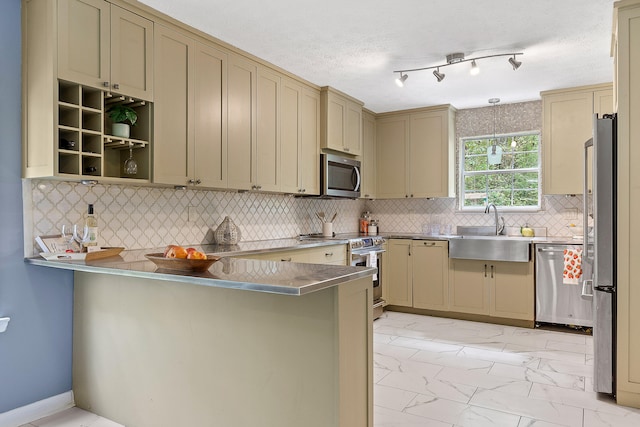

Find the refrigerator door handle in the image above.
[{"left": 582, "top": 279, "right": 594, "bottom": 297}]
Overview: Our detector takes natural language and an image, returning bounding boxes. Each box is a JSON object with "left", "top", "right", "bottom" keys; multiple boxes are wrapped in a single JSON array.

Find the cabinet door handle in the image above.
[
  {"left": 188, "top": 179, "right": 195, "bottom": 184},
  {"left": 281, "top": 257, "right": 292, "bottom": 262},
  {"left": 484, "top": 264, "right": 487, "bottom": 277},
  {"left": 325, "top": 252, "right": 333, "bottom": 257},
  {"left": 423, "top": 242, "right": 436, "bottom": 246},
  {"left": 102, "top": 81, "right": 110, "bottom": 88},
  {"left": 112, "top": 83, "right": 120, "bottom": 90},
  {"left": 491, "top": 265, "right": 494, "bottom": 278}
]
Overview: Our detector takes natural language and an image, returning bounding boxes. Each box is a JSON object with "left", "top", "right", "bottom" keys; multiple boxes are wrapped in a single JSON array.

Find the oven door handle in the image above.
[{"left": 351, "top": 249, "right": 386, "bottom": 257}]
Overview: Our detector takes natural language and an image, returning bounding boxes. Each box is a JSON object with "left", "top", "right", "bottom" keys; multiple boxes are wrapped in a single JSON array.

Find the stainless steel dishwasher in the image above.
[{"left": 535, "top": 243, "right": 593, "bottom": 327}]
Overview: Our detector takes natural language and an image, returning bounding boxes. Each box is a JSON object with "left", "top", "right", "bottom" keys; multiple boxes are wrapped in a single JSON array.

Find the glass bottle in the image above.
[{"left": 84, "top": 204, "right": 99, "bottom": 248}]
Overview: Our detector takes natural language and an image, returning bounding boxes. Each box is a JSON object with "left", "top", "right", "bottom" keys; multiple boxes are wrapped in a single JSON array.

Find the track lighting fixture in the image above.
[
  {"left": 508, "top": 55, "right": 522, "bottom": 70},
  {"left": 395, "top": 72, "right": 408, "bottom": 87},
  {"left": 393, "top": 52, "right": 523, "bottom": 84},
  {"left": 433, "top": 68, "right": 445, "bottom": 82},
  {"left": 470, "top": 60, "right": 480, "bottom": 75}
]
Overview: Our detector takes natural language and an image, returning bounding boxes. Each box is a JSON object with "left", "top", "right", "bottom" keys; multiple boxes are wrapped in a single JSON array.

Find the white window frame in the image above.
[{"left": 458, "top": 130, "right": 542, "bottom": 212}]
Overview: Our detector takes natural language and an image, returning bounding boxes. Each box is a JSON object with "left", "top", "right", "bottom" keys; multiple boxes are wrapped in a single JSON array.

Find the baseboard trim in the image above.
[{"left": 0, "top": 391, "right": 74, "bottom": 427}]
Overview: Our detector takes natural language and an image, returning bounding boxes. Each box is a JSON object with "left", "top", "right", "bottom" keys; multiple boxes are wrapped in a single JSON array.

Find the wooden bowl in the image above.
[{"left": 145, "top": 253, "right": 221, "bottom": 272}]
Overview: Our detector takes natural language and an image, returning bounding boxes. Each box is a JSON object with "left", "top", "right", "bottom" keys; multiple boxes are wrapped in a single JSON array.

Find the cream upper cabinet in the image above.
[
  {"left": 613, "top": 0, "right": 640, "bottom": 408},
  {"left": 152, "top": 25, "right": 192, "bottom": 186},
  {"left": 281, "top": 79, "right": 320, "bottom": 195},
  {"left": 193, "top": 42, "right": 228, "bottom": 188},
  {"left": 409, "top": 108, "right": 455, "bottom": 198},
  {"left": 300, "top": 87, "right": 321, "bottom": 195},
  {"left": 412, "top": 240, "right": 449, "bottom": 311},
  {"left": 542, "top": 83, "right": 613, "bottom": 195},
  {"left": 360, "top": 110, "right": 376, "bottom": 199},
  {"left": 153, "top": 25, "right": 227, "bottom": 188},
  {"left": 376, "top": 115, "right": 409, "bottom": 198},
  {"left": 58, "top": 0, "right": 153, "bottom": 100},
  {"left": 256, "top": 67, "right": 281, "bottom": 192},
  {"left": 376, "top": 105, "right": 455, "bottom": 199},
  {"left": 227, "top": 55, "right": 257, "bottom": 190},
  {"left": 320, "top": 87, "right": 363, "bottom": 156}
]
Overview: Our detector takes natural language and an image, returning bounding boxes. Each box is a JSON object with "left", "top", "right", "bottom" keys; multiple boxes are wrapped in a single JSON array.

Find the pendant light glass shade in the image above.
[{"left": 487, "top": 98, "right": 502, "bottom": 165}]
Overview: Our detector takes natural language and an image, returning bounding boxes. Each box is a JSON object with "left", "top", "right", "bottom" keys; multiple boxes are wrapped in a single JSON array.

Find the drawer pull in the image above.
[
  {"left": 423, "top": 242, "right": 436, "bottom": 246},
  {"left": 325, "top": 252, "right": 333, "bottom": 257},
  {"left": 281, "top": 257, "right": 292, "bottom": 262}
]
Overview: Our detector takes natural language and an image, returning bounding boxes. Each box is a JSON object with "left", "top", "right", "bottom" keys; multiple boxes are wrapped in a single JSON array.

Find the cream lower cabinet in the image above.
[
  {"left": 376, "top": 106, "right": 455, "bottom": 199},
  {"left": 385, "top": 239, "right": 448, "bottom": 311},
  {"left": 542, "top": 83, "right": 613, "bottom": 195},
  {"left": 412, "top": 241, "right": 449, "bottom": 311},
  {"left": 153, "top": 25, "right": 227, "bottom": 188},
  {"left": 58, "top": 0, "right": 153, "bottom": 100},
  {"left": 386, "top": 240, "right": 412, "bottom": 306},
  {"left": 449, "top": 259, "right": 534, "bottom": 321}
]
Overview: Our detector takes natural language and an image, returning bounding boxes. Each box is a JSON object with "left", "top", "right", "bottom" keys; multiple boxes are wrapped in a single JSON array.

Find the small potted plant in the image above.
[{"left": 108, "top": 104, "right": 138, "bottom": 138}]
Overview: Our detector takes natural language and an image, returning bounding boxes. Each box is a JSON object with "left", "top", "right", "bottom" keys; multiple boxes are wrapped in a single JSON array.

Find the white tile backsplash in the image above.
[
  {"left": 26, "top": 180, "right": 582, "bottom": 255},
  {"left": 26, "top": 179, "right": 364, "bottom": 254}
]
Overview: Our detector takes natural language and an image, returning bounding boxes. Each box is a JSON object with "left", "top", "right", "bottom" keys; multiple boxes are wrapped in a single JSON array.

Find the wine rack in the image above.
[{"left": 56, "top": 80, "right": 151, "bottom": 181}]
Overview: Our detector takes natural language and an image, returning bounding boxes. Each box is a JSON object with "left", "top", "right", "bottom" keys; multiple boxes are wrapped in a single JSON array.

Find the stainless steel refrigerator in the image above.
[{"left": 583, "top": 113, "right": 617, "bottom": 395}]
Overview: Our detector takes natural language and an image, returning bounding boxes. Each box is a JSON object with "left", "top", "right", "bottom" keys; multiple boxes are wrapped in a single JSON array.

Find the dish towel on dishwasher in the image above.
[
  {"left": 367, "top": 251, "right": 378, "bottom": 281},
  {"left": 563, "top": 248, "right": 582, "bottom": 285}
]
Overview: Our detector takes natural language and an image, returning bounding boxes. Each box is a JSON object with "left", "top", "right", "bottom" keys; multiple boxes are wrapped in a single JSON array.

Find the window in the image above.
[{"left": 459, "top": 131, "right": 541, "bottom": 210}]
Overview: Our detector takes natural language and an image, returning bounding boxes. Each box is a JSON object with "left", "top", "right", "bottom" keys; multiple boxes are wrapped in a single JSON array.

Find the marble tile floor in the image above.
[
  {"left": 373, "top": 311, "right": 640, "bottom": 427},
  {"left": 19, "top": 311, "right": 640, "bottom": 427}
]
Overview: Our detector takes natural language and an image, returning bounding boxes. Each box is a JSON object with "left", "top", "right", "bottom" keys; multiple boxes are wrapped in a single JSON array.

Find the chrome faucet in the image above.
[{"left": 484, "top": 203, "right": 504, "bottom": 235}]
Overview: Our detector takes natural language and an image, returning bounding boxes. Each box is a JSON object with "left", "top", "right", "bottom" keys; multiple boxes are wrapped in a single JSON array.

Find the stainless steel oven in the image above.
[{"left": 349, "top": 237, "right": 386, "bottom": 319}]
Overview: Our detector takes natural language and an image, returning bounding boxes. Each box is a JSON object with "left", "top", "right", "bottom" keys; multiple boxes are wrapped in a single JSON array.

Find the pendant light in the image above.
[{"left": 487, "top": 98, "right": 503, "bottom": 165}]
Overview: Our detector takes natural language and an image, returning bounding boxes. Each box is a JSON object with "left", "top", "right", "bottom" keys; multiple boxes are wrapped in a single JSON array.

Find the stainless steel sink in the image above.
[
  {"left": 449, "top": 235, "right": 531, "bottom": 262},
  {"left": 456, "top": 226, "right": 498, "bottom": 236}
]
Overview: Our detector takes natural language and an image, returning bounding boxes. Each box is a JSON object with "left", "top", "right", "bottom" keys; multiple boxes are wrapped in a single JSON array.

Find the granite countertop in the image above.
[{"left": 25, "top": 238, "right": 371, "bottom": 296}]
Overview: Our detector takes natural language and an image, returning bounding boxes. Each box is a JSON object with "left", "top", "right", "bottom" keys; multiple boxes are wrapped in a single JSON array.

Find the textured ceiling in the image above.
[{"left": 139, "top": 0, "right": 615, "bottom": 113}]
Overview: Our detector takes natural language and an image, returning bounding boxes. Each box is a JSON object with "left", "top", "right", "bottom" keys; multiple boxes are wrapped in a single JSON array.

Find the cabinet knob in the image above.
[
  {"left": 405, "top": 195, "right": 408, "bottom": 198},
  {"left": 102, "top": 82, "right": 110, "bottom": 88},
  {"left": 195, "top": 179, "right": 202, "bottom": 185},
  {"left": 325, "top": 252, "right": 333, "bottom": 257},
  {"left": 251, "top": 185, "right": 257, "bottom": 190},
  {"left": 410, "top": 194, "right": 414, "bottom": 198},
  {"left": 302, "top": 188, "right": 306, "bottom": 193},
  {"left": 112, "top": 83, "right": 120, "bottom": 90},
  {"left": 257, "top": 185, "right": 262, "bottom": 190},
  {"left": 188, "top": 179, "right": 195, "bottom": 184}
]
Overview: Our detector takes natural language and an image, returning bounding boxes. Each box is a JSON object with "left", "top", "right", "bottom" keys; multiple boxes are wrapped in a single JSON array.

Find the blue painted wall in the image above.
[{"left": 0, "top": 0, "right": 74, "bottom": 413}]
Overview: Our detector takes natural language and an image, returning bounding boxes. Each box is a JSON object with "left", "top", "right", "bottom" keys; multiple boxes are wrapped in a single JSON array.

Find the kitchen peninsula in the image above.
[{"left": 27, "top": 242, "right": 375, "bottom": 427}]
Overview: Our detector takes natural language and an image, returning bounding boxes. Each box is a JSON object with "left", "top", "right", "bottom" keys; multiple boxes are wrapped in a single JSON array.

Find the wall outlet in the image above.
[
  {"left": 563, "top": 208, "right": 578, "bottom": 220},
  {"left": 188, "top": 206, "right": 198, "bottom": 222}
]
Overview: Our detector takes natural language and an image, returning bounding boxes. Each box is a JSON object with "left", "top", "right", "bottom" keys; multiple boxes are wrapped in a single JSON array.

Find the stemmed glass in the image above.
[
  {"left": 61, "top": 224, "right": 89, "bottom": 252},
  {"left": 124, "top": 146, "right": 137, "bottom": 175}
]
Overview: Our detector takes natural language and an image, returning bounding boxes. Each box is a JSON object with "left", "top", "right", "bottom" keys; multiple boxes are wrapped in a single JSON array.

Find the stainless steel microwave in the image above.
[{"left": 321, "top": 153, "right": 361, "bottom": 198}]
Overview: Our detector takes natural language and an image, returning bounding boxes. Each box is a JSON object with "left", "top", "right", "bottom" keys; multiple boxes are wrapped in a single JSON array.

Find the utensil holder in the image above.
[{"left": 322, "top": 222, "right": 333, "bottom": 237}]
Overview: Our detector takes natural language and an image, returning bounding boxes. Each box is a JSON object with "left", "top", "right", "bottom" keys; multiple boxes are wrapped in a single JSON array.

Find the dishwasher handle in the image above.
[{"left": 537, "top": 248, "right": 568, "bottom": 253}]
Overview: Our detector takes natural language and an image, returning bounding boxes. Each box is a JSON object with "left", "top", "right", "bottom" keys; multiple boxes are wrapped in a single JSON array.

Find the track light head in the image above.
[
  {"left": 433, "top": 68, "right": 445, "bottom": 82},
  {"left": 470, "top": 60, "right": 480, "bottom": 76},
  {"left": 508, "top": 56, "right": 522, "bottom": 70},
  {"left": 395, "top": 73, "right": 408, "bottom": 87}
]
